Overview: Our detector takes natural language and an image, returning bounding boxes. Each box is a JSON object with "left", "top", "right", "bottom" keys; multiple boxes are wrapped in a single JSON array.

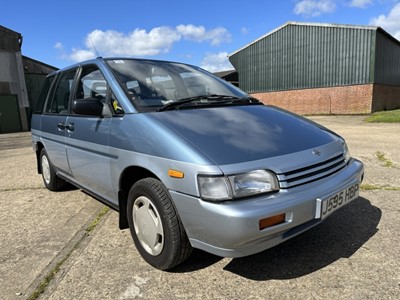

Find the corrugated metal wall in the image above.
[
  {"left": 0, "top": 27, "right": 21, "bottom": 51},
  {"left": 25, "top": 74, "right": 47, "bottom": 108},
  {"left": 0, "top": 52, "right": 30, "bottom": 107},
  {"left": 0, "top": 46, "right": 30, "bottom": 131},
  {"left": 229, "top": 24, "right": 376, "bottom": 93},
  {"left": 374, "top": 30, "right": 400, "bottom": 85}
]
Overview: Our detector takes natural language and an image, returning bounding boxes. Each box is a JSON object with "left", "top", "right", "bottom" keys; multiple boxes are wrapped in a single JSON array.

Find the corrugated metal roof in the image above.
[
  {"left": 213, "top": 69, "right": 238, "bottom": 86},
  {"left": 229, "top": 21, "right": 380, "bottom": 57},
  {"left": 22, "top": 56, "right": 58, "bottom": 74},
  {"left": 0, "top": 25, "right": 21, "bottom": 36},
  {"left": 213, "top": 70, "right": 236, "bottom": 77}
]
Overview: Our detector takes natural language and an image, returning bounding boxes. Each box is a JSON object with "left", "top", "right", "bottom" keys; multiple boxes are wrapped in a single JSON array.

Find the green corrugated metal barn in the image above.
[{"left": 229, "top": 22, "right": 400, "bottom": 114}]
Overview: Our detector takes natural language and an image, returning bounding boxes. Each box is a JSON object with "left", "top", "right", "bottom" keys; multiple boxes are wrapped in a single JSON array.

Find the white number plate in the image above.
[{"left": 316, "top": 183, "right": 359, "bottom": 219}]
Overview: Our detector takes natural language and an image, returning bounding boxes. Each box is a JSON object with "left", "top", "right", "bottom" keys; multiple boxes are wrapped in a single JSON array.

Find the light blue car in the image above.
[{"left": 31, "top": 58, "right": 364, "bottom": 270}]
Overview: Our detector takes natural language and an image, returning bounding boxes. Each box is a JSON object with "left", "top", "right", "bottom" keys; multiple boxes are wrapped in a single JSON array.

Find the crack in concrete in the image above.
[
  {"left": 0, "top": 186, "right": 46, "bottom": 192},
  {"left": 24, "top": 206, "right": 111, "bottom": 300}
]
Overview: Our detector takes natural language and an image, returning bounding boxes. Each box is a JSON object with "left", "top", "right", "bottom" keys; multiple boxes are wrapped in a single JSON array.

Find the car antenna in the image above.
[{"left": 89, "top": 36, "right": 101, "bottom": 58}]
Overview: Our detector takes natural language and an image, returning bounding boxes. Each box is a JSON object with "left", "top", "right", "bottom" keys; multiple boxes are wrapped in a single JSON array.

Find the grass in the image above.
[
  {"left": 27, "top": 255, "right": 70, "bottom": 300},
  {"left": 375, "top": 151, "right": 394, "bottom": 168},
  {"left": 361, "top": 183, "right": 400, "bottom": 191},
  {"left": 86, "top": 206, "right": 110, "bottom": 233},
  {"left": 364, "top": 109, "right": 400, "bottom": 123}
]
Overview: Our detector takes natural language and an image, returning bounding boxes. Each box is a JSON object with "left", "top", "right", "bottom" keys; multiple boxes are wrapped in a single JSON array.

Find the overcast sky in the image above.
[{"left": 2, "top": 0, "right": 400, "bottom": 72}]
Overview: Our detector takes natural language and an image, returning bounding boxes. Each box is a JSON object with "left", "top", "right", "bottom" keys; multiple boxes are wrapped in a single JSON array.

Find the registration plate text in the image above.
[{"left": 316, "top": 183, "right": 359, "bottom": 219}]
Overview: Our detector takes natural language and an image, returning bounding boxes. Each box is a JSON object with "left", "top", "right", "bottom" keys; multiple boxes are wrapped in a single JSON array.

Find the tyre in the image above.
[
  {"left": 127, "top": 178, "right": 192, "bottom": 270},
  {"left": 40, "top": 148, "right": 67, "bottom": 191}
]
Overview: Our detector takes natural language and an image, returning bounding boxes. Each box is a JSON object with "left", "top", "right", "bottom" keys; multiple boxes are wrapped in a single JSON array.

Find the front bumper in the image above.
[{"left": 170, "top": 158, "right": 364, "bottom": 258}]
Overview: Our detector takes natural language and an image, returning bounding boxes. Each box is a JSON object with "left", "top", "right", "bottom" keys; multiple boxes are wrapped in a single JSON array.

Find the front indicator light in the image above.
[
  {"left": 168, "top": 169, "right": 184, "bottom": 178},
  {"left": 259, "top": 213, "right": 286, "bottom": 230}
]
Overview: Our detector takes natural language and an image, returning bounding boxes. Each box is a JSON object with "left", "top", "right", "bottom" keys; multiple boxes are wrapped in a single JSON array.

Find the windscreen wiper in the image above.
[
  {"left": 228, "top": 97, "right": 261, "bottom": 104},
  {"left": 158, "top": 95, "right": 259, "bottom": 111}
]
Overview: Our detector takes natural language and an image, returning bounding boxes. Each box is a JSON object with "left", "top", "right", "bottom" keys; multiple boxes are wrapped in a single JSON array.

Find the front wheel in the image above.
[{"left": 127, "top": 178, "right": 192, "bottom": 270}]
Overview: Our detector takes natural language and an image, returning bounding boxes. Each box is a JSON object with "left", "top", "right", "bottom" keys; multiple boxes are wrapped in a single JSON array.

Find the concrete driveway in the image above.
[{"left": 0, "top": 116, "right": 399, "bottom": 299}]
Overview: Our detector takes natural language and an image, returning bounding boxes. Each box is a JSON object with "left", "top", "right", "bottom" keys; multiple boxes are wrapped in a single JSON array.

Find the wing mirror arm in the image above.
[{"left": 102, "top": 103, "right": 113, "bottom": 117}]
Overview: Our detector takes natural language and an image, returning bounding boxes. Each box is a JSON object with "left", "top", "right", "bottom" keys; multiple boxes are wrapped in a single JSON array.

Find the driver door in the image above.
[{"left": 65, "top": 65, "right": 114, "bottom": 201}]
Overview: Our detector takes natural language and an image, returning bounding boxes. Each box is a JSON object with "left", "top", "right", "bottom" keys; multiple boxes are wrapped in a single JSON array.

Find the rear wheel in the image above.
[
  {"left": 127, "top": 178, "right": 192, "bottom": 270},
  {"left": 40, "top": 148, "right": 67, "bottom": 191}
]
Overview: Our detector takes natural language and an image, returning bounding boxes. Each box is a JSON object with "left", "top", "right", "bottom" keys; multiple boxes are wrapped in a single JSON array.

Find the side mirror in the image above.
[{"left": 72, "top": 98, "right": 104, "bottom": 116}]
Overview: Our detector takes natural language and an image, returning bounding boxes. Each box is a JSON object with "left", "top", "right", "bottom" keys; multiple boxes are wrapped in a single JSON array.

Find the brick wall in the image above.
[{"left": 251, "top": 84, "right": 373, "bottom": 115}]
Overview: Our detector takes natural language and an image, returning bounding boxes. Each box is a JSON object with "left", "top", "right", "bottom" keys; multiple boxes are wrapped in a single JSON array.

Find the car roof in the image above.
[{"left": 47, "top": 57, "right": 196, "bottom": 77}]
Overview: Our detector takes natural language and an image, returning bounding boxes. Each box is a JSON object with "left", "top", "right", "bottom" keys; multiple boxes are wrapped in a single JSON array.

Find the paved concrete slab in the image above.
[
  {"left": 310, "top": 116, "right": 400, "bottom": 188},
  {"left": 1, "top": 116, "right": 399, "bottom": 300},
  {"left": 0, "top": 134, "right": 104, "bottom": 299},
  {"left": 42, "top": 190, "right": 399, "bottom": 299}
]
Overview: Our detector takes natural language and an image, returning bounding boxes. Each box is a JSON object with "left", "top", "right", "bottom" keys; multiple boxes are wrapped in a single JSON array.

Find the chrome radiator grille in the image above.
[{"left": 277, "top": 154, "right": 347, "bottom": 188}]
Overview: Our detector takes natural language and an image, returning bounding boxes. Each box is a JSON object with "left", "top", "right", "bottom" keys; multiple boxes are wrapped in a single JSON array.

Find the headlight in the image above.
[
  {"left": 198, "top": 170, "right": 279, "bottom": 201},
  {"left": 341, "top": 139, "right": 351, "bottom": 163}
]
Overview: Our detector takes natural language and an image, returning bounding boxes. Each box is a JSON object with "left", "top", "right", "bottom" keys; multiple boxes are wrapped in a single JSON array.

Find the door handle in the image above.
[
  {"left": 57, "top": 122, "right": 66, "bottom": 130},
  {"left": 66, "top": 122, "right": 74, "bottom": 132}
]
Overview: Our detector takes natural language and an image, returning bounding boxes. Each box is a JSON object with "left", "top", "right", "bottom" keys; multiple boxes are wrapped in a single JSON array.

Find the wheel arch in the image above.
[
  {"left": 118, "top": 166, "right": 160, "bottom": 230},
  {"left": 35, "top": 142, "right": 45, "bottom": 174}
]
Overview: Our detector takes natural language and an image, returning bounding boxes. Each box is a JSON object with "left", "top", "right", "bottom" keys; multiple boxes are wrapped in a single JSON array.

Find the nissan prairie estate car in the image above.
[{"left": 31, "top": 57, "right": 364, "bottom": 270}]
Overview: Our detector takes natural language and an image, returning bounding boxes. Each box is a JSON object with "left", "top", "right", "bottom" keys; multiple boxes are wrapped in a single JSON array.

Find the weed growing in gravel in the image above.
[
  {"left": 360, "top": 184, "right": 400, "bottom": 191},
  {"left": 375, "top": 151, "right": 394, "bottom": 168},
  {"left": 86, "top": 206, "right": 110, "bottom": 233}
]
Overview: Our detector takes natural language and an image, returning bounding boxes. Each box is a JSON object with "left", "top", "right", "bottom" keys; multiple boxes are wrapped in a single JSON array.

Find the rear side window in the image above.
[
  {"left": 45, "top": 69, "right": 77, "bottom": 114},
  {"left": 33, "top": 75, "right": 55, "bottom": 114}
]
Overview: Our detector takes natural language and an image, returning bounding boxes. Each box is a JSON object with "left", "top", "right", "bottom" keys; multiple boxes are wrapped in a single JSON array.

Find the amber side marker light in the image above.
[
  {"left": 168, "top": 169, "right": 184, "bottom": 178},
  {"left": 259, "top": 213, "right": 286, "bottom": 230}
]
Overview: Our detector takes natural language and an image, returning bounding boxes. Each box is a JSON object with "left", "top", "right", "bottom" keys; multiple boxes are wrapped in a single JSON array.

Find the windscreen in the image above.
[{"left": 105, "top": 59, "right": 248, "bottom": 112}]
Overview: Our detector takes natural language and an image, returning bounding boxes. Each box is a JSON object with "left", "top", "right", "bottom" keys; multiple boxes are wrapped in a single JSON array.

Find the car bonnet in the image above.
[{"left": 149, "top": 105, "right": 337, "bottom": 166}]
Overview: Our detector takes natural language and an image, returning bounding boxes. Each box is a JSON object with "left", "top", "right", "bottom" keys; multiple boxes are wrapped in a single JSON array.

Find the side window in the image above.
[
  {"left": 75, "top": 66, "right": 106, "bottom": 103},
  {"left": 45, "top": 69, "right": 77, "bottom": 114},
  {"left": 33, "top": 75, "right": 55, "bottom": 114},
  {"left": 75, "top": 65, "right": 124, "bottom": 116}
]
